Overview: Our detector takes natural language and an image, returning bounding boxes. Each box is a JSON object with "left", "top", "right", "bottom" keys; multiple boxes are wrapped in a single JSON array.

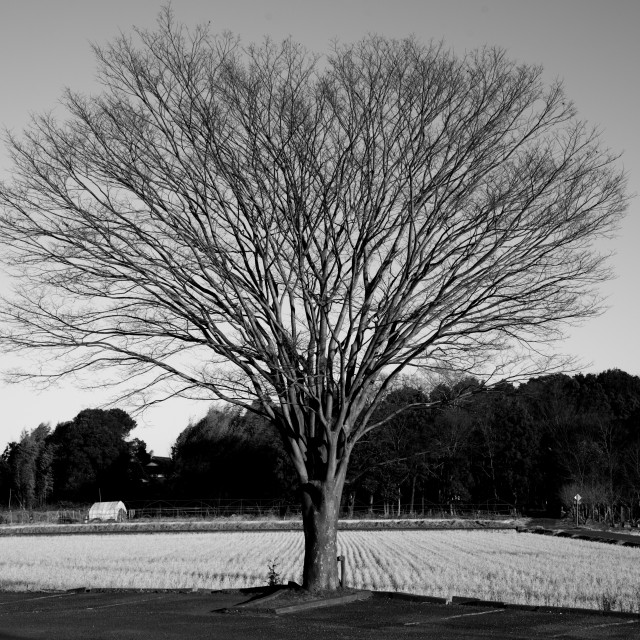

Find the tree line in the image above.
[
  {"left": 2, "top": 369, "right": 639, "bottom": 522},
  {"left": 0, "top": 409, "right": 148, "bottom": 508},
  {"left": 349, "top": 369, "right": 640, "bottom": 522}
]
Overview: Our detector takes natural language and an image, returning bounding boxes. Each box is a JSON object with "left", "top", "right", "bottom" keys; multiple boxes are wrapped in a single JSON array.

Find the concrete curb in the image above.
[
  {"left": 373, "top": 591, "right": 450, "bottom": 605},
  {"left": 451, "top": 595, "right": 506, "bottom": 607},
  {"left": 273, "top": 590, "right": 373, "bottom": 615}
]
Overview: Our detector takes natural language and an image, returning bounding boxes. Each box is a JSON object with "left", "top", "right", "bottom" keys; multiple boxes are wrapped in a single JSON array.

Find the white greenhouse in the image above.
[{"left": 88, "top": 501, "right": 127, "bottom": 522}]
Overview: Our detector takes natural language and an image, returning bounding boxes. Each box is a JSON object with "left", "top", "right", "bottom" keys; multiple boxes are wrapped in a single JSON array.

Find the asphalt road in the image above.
[{"left": 0, "top": 590, "right": 639, "bottom": 640}]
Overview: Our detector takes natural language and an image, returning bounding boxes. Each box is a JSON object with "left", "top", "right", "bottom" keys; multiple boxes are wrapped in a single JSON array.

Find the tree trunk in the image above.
[
  {"left": 348, "top": 492, "right": 355, "bottom": 519},
  {"left": 301, "top": 479, "right": 343, "bottom": 591},
  {"left": 410, "top": 476, "right": 417, "bottom": 515}
]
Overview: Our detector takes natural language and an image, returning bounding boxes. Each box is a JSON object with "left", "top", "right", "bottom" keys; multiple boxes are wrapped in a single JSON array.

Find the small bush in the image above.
[{"left": 267, "top": 560, "right": 281, "bottom": 587}]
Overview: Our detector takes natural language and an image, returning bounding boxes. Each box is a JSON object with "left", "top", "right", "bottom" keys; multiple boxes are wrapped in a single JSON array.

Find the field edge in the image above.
[{"left": 0, "top": 517, "right": 523, "bottom": 536}]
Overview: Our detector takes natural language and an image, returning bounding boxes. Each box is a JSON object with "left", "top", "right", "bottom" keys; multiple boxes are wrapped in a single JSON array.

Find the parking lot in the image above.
[{"left": 0, "top": 589, "right": 639, "bottom": 640}]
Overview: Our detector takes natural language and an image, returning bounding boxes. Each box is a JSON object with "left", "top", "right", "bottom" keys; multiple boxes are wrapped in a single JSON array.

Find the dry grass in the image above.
[
  {"left": 0, "top": 530, "right": 638, "bottom": 611},
  {"left": 339, "top": 530, "right": 640, "bottom": 612}
]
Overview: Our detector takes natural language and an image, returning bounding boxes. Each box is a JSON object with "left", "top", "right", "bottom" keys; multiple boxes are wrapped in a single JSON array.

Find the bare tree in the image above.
[{"left": 0, "top": 10, "right": 627, "bottom": 589}]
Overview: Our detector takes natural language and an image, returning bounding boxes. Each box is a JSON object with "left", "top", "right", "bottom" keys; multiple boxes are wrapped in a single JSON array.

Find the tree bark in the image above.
[{"left": 301, "top": 479, "right": 343, "bottom": 591}]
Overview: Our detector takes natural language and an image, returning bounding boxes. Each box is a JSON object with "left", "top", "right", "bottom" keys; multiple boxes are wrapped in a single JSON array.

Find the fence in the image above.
[
  {"left": 342, "top": 499, "right": 518, "bottom": 519},
  {"left": 0, "top": 500, "right": 518, "bottom": 525},
  {"left": 126, "top": 499, "right": 296, "bottom": 520},
  {"left": 124, "top": 498, "right": 517, "bottom": 520}
]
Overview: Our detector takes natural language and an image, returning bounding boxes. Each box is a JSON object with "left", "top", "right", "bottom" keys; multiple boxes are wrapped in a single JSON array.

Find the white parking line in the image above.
[
  {"left": 549, "top": 619, "right": 638, "bottom": 638},
  {"left": 85, "top": 594, "right": 169, "bottom": 610},
  {"left": 404, "top": 608, "right": 505, "bottom": 625},
  {"left": 0, "top": 593, "right": 75, "bottom": 606},
  {"left": 441, "top": 609, "right": 506, "bottom": 621},
  {"left": 591, "top": 620, "right": 639, "bottom": 629}
]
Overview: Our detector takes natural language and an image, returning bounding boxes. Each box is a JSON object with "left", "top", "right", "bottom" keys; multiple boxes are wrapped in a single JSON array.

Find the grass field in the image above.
[{"left": 1, "top": 529, "right": 639, "bottom": 612}]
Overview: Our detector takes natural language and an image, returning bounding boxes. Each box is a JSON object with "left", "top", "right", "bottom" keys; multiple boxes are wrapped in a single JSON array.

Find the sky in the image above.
[{"left": 0, "top": 0, "right": 638, "bottom": 456}]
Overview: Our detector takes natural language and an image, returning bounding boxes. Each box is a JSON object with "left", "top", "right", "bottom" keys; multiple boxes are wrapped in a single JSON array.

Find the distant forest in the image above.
[{"left": 1, "top": 370, "right": 639, "bottom": 521}]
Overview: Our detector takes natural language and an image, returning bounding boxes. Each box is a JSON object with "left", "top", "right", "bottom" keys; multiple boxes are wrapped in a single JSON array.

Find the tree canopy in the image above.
[
  {"left": 49, "top": 408, "right": 137, "bottom": 502},
  {"left": 0, "top": 10, "right": 627, "bottom": 589},
  {"left": 0, "top": 408, "right": 144, "bottom": 506},
  {"left": 0, "top": 424, "right": 53, "bottom": 509},
  {"left": 171, "top": 405, "right": 296, "bottom": 500}
]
